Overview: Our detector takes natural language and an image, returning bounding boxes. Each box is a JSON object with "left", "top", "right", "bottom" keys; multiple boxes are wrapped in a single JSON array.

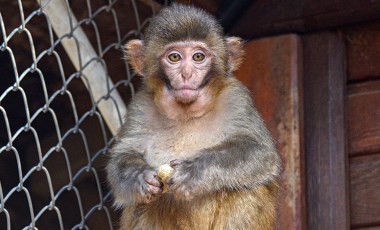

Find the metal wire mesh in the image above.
[{"left": 0, "top": 0, "right": 162, "bottom": 229}]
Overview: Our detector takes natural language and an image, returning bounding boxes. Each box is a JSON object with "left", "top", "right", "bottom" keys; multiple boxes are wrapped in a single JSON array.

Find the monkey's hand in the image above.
[
  {"left": 107, "top": 154, "right": 164, "bottom": 206},
  {"left": 140, "top": 169, "right": 163, "bottom": 203},
  {"left": 166, "top": 159, "right": 202, "bottom": 201}
]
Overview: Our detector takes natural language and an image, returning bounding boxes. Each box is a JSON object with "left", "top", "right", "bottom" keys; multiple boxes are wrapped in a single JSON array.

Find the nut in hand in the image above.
[{"left": 157, "top": 164, "right": 174, "bottom": 193}]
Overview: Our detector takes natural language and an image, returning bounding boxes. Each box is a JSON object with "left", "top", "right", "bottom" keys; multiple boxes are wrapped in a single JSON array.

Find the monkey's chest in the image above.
[{"left": 144, "top": 126, "right": 224, "bottom": 168}]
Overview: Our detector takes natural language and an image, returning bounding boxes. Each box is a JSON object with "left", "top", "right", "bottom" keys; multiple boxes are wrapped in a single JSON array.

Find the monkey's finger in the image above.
[
  {"left": 170, "top": 159, "right": 183, "bottom": 167},
  {"left": 146, "top": 176, "right": 163, "bottom": 187},
  {"left": 146, "top": 184, "right": 163, "bottom": 195},
  {"left": 143, "top": 170, "right": 163, "bottom": 187},
  {"left": 166, "top": 177, "right": 174, "bottom": 186}
]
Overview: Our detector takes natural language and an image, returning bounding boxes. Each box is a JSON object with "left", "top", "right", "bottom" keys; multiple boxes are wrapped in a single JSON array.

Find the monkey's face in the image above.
[
  {"left": 124, "top": 4, "right": 244, "bottom": 120},
  {"left": 159, "top": 41, "right": 213, "bottom": 104}
]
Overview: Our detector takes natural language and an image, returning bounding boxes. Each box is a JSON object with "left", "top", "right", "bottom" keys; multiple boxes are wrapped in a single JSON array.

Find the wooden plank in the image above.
[
  {"left": 352, "top": 226, "right": 380, "bottom": 230},
  {"left": 303, "top": 32, "right": 350, "bottom": 229},
  {"left": 344, "top": 21, "right": 380, "bottom": 82},
  {"left": 350, "top": 154, "right": 380, "bottom": 227},
  {"left": 235, "top": 34, "right": 306, "bottom": 230},
  {"left": 348, "top": 80, "right": 380, "bottom": 156},
  {"left": 229, "top": 0, "right": 380, "bottom": 39},
  {"left": 354, "top": 227, "right": 380, "bottom": 230}
]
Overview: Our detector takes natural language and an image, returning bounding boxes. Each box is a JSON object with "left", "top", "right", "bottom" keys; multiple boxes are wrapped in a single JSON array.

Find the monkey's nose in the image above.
[
  {"left": 181, "top": 72, "right": 192, "bottom": 80},
  {"left": 181, "top": 63, "right": 193, "bottom": 80}
]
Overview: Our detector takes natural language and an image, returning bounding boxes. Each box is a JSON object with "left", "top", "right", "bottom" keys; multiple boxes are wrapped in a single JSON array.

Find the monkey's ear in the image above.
[
  {"left": 226, "top": 37, "right": 244, "bottom": 72},
  {"left": 124, "top": 39, "right": 145, "bottom": 76}
]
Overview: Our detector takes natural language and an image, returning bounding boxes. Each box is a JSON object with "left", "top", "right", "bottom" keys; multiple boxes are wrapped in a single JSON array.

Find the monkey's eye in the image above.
[
  {"left": 193, "top": 52, "right": 205, "bottom": 62},
  {"left": 168, "top": 52, "right": 181, "bottom": 62}
]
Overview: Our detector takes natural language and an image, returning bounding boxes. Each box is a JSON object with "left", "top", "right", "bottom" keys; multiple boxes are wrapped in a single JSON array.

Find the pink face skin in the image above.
[{"left": 160, "top": 41, "right": 213, "bottom": 104}]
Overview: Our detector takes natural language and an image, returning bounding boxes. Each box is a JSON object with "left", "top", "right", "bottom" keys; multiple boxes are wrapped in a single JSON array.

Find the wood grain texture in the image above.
[
  {"left": 348, "top": 80, "right": 380, "bottom": 156},
  {"left": 235, "top": 34, "right": 305, "bottom": 230},
  {"left": 303, "top": 32, "right": 350, "bottom": 229},
  {"left": 354, "top": 227, "right": 380, "bottom": 230},
  {"left": 344, "top": 21, "right": 380, "bottom": 82},
  {"left": 350, "top": 154, "right": 380, "bottom": 227},
  {"left": 229, "top": 0, "right": 380, "bottom": 39}
]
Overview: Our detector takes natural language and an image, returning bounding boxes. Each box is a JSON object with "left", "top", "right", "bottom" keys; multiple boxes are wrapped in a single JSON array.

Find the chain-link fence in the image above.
[{"left": 0, "top": 0, "right": 164, "bottom": 229}]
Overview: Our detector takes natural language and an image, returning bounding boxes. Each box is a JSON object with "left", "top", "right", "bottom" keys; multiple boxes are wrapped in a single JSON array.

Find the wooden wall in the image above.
[
  {"left": 235, "top": 20, "right": 380, "bottom": 229},
  {"left": 227, "top": 3, "right": 380, "bottom": 228},
  {"left": 345, "top": 21, "right": 380, "bottom": 229}
]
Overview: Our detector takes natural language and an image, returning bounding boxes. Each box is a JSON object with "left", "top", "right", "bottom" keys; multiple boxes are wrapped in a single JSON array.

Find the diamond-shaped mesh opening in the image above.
[{"left": 0, "top": 0, "right": 165, "bottom": 229}]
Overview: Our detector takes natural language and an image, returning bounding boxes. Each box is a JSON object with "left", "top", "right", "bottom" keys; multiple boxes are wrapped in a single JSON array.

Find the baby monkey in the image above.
[{"left": 107, "top": 3, "right": 280, "bottom": 230}]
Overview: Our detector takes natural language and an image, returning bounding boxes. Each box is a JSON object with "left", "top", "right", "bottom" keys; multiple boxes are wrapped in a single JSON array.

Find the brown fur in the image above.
[{"left": 120, "top": 182, "right": 277, "bottom": 230}]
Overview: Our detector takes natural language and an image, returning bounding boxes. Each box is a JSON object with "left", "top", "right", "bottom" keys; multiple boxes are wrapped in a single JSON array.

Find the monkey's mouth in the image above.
[
  {"left": 173, "top": 85, "right": 199, "bottom": 93},
  {"left": 175, "top": 87, "right": 198, "bottom": 92},
  {"left": 172, "top": 87, "right": 200, "bottom": 103}
]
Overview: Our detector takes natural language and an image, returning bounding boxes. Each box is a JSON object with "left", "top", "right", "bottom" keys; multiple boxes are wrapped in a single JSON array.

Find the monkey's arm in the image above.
[
  {"left": 167, "top": 134, "right": 280, "bottom": 200},
  {"left": 107, "top": 93, "right": 164, "bottom": 206},
  {"left": 107, "top": 149, "right": 163, "bottom": 207}
]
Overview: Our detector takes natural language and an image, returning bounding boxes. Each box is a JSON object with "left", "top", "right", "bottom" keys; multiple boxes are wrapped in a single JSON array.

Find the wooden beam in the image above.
[
  {"left": 235, "top": 34, "right": 306, "bottom": 230},
  {"left": 38, "top": 0, "right": 127, "bottom": 135},
  {"left": 229, "top": 0, "right": 380, "bottom": 39},
  {"left": 303, "top": 32, "right": 350, "bottom": 229}
]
